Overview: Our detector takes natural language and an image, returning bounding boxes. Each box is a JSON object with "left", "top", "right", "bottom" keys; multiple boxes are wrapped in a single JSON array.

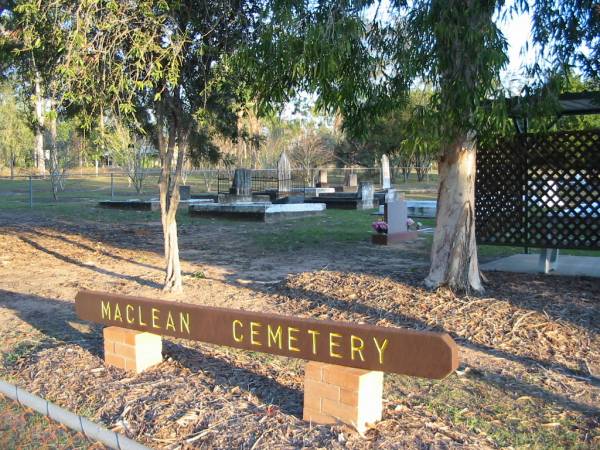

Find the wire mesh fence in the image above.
[{"left": 0, "top": 166, "right": 437, "bottom": 210}]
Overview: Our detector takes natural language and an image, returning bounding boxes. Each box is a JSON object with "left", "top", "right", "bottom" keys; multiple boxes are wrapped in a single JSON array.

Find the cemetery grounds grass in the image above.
[
  {"left": 0, "top": 393, "right": 106, "bottom": 449},
  {"left": 0, "top": 200, "right": 598, "bottom": 449}
]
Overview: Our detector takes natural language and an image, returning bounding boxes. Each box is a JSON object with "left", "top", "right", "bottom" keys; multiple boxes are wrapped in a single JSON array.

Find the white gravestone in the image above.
[
  {"left": 278, "top": 150, "right": 292, "bottom": 193},
  {"left": 381, "top": 154, "right": 391, "bottom": 190},
  {"left": 385, "top": 201, "right": 408, "bottom": 234},
  {"left": 345, "top": 172, "right": 358, "bottom": 187},
  {"left": 385, "top": 188, "right": 403, "bottom": 203},
  {"left": 359, "top": 182, "right": 375, "bottom": 209},
  {"left": 380, "top": 196, "right": 418, "bottom": 243}
]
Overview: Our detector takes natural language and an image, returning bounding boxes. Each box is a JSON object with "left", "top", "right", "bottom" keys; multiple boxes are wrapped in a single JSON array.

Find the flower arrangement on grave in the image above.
[
  {"left": 372, "top": 220, "right": 388, "bottom": 234},
  {"left": 407, "top": 217, "right": 423, "bottom": 230}
]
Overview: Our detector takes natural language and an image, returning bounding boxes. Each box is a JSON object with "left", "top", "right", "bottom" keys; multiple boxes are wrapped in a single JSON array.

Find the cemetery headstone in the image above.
[
  {"left": 277, "top": 151, "right": 292, "bottom": 193},
  {"left": 372, "top": 195, "right": 418, "bottom": 245},
  {"left": 385, "top": 188, "right": 402, "bottom": 203},
  {"left": 381, "top": 154, "right": 391, "bottom": 190},
  {"left": 342, "top": 172, "right": 358, "bottom": 192},
  {"left": 179, "top": 185, "right": 191, "bottom": 200},
  {"left": 230, "top": 168, "right": 252, "bottom": 197},
  {"left": 76, "top": 290, "right": 458, "bottom": 433},
  {"left": 316, "top": 169, "right": 328, "bottom": 187},
  {"left": 358, "top": 181, "right": 375, "bottom": 209}
]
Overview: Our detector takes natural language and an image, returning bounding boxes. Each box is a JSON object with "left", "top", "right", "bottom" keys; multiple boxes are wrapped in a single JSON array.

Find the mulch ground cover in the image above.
[{"left": 0, "top": 212, "right": 598, "bottom": 448}]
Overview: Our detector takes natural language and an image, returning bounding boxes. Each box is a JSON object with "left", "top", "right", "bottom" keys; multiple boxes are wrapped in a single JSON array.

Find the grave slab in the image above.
[
  {"left": 189, "top": 201, "right": 326, "bottom": 222},
  {"left": 98, "top": 198, "right": 213, "bottom": 211}
]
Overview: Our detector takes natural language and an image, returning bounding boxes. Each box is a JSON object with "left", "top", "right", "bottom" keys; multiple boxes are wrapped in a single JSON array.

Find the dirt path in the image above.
[{"left": 0, "top": 212, "right": 598, "bottom": 448}]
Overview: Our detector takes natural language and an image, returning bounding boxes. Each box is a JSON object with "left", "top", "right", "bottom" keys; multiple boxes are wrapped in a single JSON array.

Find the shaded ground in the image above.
[{"left": 0, "top": 205, "right": 598, "bottom": 449}]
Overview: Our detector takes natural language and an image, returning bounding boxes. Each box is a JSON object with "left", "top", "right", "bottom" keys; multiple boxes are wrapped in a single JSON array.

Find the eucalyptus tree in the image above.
[
  {"left": 250, "top": 0, "right": 599, "bottom": 293},
  {"left": 24, "top": 0, "right": 263, "bottom": 292},
  {"left": 0, "top": 82, "right": 34, "bottom": 177},
  {"left": 1, "top": 0, "right": 69, "bottom": 176}
]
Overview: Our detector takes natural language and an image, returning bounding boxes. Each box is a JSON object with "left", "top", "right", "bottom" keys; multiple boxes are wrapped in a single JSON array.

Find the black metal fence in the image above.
[
  {"left": 476, "top": 129, "right": 600, "bottom": 250},
  {"left": 217, "top": 169, "right": 306, "bottom": 195}
]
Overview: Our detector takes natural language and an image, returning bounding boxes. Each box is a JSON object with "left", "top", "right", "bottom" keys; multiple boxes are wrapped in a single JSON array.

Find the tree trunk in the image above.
[
  {"left": 34, "top": 71, "right": 45, "bottom": 176},
  {"left": 48, "top": 106, "right": 59, "bottom": 201},
  {"left": 425, "top": 132, "right": 483, "bottom": 293},
  {"left": 10, "top": 155, "right": 15, "bottom": 179},
  {"left": 157, "top": 110, "right": 186, "bottom": 293},
  {"left": 161, "top": 206, "right": 182, "bottom": 292}
]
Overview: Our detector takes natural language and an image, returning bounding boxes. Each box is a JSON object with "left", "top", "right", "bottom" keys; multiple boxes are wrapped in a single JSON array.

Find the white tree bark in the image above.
[
  {"left": 425, "top": 132, "right": 483, "bottom": 293},
  {"left": 34, "top": 71, "right": 45, "bottom": 176},
  {"left": 161, "top": 207, "right": 182, "bottom": 293},
  {"left": 157, "top": 107, "right": 186, "bottom": 293}
]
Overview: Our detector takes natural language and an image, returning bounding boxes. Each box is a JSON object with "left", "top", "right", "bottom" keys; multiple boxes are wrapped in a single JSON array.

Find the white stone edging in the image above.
[{"left": 0, "top": 379, "right": 150, "bottom": 450}]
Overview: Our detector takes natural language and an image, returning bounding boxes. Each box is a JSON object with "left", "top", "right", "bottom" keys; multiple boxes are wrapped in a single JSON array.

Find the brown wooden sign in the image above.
[{"left": 75, "top": 290, "right": 459, "bottom": 379}]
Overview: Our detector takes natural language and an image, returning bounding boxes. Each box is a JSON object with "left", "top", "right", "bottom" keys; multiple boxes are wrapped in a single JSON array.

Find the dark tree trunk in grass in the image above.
[
  {"left": 9, "top": 155, "right": 15, "bottom": 179},
  {"left": 425, "top": 132, "right": 483, "bottom": 293}
]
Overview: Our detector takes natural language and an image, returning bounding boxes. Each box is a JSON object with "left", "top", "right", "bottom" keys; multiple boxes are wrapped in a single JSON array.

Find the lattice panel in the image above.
[
  {"left": 476, "top": 129, "right": 600, "bottom": 250},
  {"left": 476, "top": 136, "right": 527, "bottom": 246}
]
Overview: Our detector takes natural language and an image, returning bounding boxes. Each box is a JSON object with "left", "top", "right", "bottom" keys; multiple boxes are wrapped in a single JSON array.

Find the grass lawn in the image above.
[{"left": 0, "top": 394, "right": 104, "bottom": 449}]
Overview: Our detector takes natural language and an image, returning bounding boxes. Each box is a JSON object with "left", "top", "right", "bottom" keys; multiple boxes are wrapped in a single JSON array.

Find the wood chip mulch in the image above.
[{"left": 3, "top": 269, "right": 599, "bottom": 449}]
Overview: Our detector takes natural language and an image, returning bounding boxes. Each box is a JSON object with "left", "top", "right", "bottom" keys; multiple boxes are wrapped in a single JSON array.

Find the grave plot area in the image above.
[{"left": 0, "top": 205, "right": 598, "bottom": 449}]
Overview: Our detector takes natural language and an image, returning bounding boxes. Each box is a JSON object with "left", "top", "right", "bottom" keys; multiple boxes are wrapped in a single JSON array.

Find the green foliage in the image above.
[
  {"left": 243, "top": 0, "right": 407, "bottom": 133},
  {"left": 0, "top": 82, "right": 34, "bottom": 173},
  {"left": 250, "top": 0, "right": 598, "bottom": 148}
]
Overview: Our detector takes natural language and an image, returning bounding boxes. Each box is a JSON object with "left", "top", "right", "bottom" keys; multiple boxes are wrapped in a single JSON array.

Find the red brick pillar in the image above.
[
  {"left": 303, "top": 362, "right": 383, "bottom": 433},
  {"left": 103, "top": 326, "right": 162, "bottom": 373}
]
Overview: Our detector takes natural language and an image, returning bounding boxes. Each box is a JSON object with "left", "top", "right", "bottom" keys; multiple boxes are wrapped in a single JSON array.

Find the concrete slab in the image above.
[
  {"left": 481, "top": 254, "right": 600, "bottom": 278},
  {"left": 291, "top": 187, "right": 335, "bottom": 197},
  {"left": 98, "top": 198, "right": 213, "bottom": 211},
  {"left": 189, "top": 201, "right": 326, "bottom": 222}
]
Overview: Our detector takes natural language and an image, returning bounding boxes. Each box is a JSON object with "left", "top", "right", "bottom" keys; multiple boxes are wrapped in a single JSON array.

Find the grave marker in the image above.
[
  {"left": 344, "top": 172, "right": 358, "bottom": 189},
  {"left": 372, "top": 195, "right": 418, "bottom": 245},
  {"left": 381, "top": 154, "right": 391, "bottom": 190},
  {"left": 358, "top": 182, "right": 375, "bottom": 209},
  {"left": 277, "top": 151, "right": 292, "bottom": 193},
  {"left": 316, "top": 169, "right": 328, "bottom": 187},
  {"left": 230, "top": 168, "right": 252, "bottom": 197}
]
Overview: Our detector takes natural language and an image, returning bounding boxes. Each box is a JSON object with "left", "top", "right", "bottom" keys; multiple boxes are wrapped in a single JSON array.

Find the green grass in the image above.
[
  {"left": 0, "top": 395, "right": 98, "bottom": 449},
  {"left": 386, "top": 373, "right": 592, "bottom": 449},
  {"left": 250, "top": 209, "right": 377, "bottom": 251},
  {"left": 2, "top": 188, "right": 599, "bottom": 259}
]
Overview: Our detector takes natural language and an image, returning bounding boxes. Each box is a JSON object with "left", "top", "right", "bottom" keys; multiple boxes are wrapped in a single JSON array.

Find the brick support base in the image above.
[
  {"left": 103, "top": 326, "right": 162, "bottom": 373},
  {"left": 303, "top": 362, "right": 383, "bottom": 433}
]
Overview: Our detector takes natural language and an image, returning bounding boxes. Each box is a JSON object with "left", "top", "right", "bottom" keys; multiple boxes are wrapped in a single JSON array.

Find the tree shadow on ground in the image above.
[
  {"left": 163, "top": 341, "right": 303, "bottom": 416},
  {"left": 2, "top": 220, "right": 599, "bottom": 417},
  {"left": 0, "top": 290, "right": 303, "bottom": 416},
  {"left": 5, "top": 219, "right": 596, "bottom": 336},
  {"left": 17, "top": 235, "right": 162, "bottom": 290},
  {"left": 0, "top": 290, "right": 103, "bottom": 359},
  {"left": 269, "top": 282, "right": 600, "bottom": 416},
  {"left": 32, "top": 229, "right": 164, "bottom": 273}
]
